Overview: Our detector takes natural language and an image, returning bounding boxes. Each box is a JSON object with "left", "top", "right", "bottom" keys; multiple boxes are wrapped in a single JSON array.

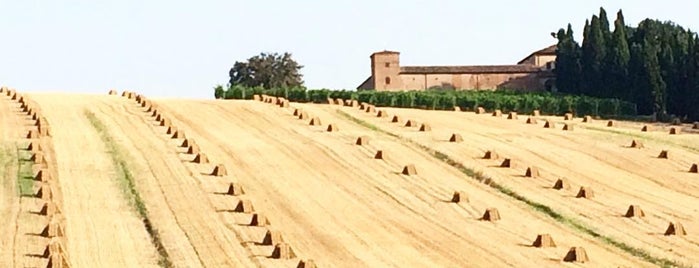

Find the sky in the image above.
[{"left": 0, "top": 1, "right": 697, "bottom": 99}]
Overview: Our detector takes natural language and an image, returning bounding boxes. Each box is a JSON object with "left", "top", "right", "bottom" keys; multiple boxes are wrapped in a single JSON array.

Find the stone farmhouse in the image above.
[{"left": 357, "top": 45, "right": 557, "bottom": 92}]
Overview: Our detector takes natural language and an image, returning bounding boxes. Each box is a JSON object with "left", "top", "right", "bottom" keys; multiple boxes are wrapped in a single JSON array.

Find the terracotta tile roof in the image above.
[
  {"left": 399, "top": 64, "right": 542, "bottom": 74},
  {"left": 518, "top": 44, "right": 557, "bottom": 64}
]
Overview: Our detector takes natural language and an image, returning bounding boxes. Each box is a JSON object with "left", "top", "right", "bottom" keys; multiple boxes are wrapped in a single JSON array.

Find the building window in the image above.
[
  {"left": 385, "top": 77, "right": 391, "bottom": 85},
  {"left": 385, "top": 62, "right": 390, "bottom": 67}
]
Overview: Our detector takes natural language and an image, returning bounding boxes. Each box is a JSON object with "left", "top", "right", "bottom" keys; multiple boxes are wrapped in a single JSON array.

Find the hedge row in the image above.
[{"left": 221, "top": 86, "right": 637, "bottom": 117}]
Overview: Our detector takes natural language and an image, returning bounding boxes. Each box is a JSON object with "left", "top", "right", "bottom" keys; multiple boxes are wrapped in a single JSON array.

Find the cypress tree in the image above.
[
  {"left": 607, "top": 10, "right": 631, "bottom": 100},
  {"left": 555, "top": 25, "right": 582, "bottom": 94},
  {"left": 581, "top": 15, "right": 607, "bottom": 97},
  {"left": 599, "top": 7, "right": 612, "bottom": 46},
  {"left": 644, "top": 40, "right": 668, "bottom": 117}
]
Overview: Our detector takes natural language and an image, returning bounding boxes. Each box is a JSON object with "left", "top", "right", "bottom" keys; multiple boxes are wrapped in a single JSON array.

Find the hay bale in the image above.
[
  {"left": 212, "top": 164, "right": 227, "bottom": 176},
  {"left": 641, "top": 125, "right": 651, "bottom": 132},
  {"left": 576, "top": 187, "right": 594, "bottom": 199},
  {"left": 192, "top": 153, "right": 209, "bottom": 164},
  {"left": 564, "top": 113, "right": 573, "bottom": 120},
  {"left": 671, "top": 118, "right": 682, "bottom": 125},
  {"left": 451, "top": 191, "right": 468, "bottom": 203},
  {"left": 226, "top": 183, "right": 245, "bottom": 196},
  {"left": 26, "top": 130, "right": 40, "bottom": 139},
  {"left": 419, "top": 123, "right": 431, "bottom": 132},
  {"left": 404, "top": 120, "right": 416, "bottom": 127},
  {"left": 160, "top": 118, "right": 171, "bottom": 127},
  {"left": 483, "top": 150, "right": 499, "bottom": 160},
  {"left": 359, "top": 103, "right": 368, "bottom": 110},
  {"left": 526, "top": 117, "right": 537, "bottom": 124},
  {"left": 607, "top": 120, "right": 615, "bottom": 127},
  {"left": 625, "top": 205, "right": 645, "bottom": 218},
  {"left": 146, "top": 105, "right": 157, "bottom": 113},
  {"left": 166, "top": 126, "right": 177, "bottom": 135},
  {"left": 297, "top": 260, "right": 317, "bottom": 268},
  {"left": 31, "top": 152, "right": 45, "bottom": 165},
  {"left": 27, "top": 141, "right": 41, "bottom": 152},
  {"left": 563, "top": 247, "right": 589, "bottom": 263},
  {"left": 476, "top": 107, "right": 486, "bottom": 114},
  {"left": 36, "top": 183, "right": 52, "bottom": 200},
  {"left": 391, "top": 115, "right": 401, "bottom": 123},
  {"left": 38, "top": 125, "right": 51, "bottom": 137},
  {"left": 34, "top": 169, "right": 51, "bottom": 182},
  {"left": 664, "top": 222, "right": 687, "bottom": 236},
  {"left": 482, "top": 208, "right": 501, "bottom": 221},
  {"left": 402, "top": 164, "right": 417, "bottom": 176},
  {"left": 449, "top": 133, "right": 463, "bottom": 143},
  {"left": 40, "top": 218, "right": 64, "bottom": 238},
  {"left": 326, "top": 124, "right": 339, "bottom": 132},
  {"left": 658, "top": 150, "right": 669, "bottom": 159},
  {"left": 39, "top": 202, "right": 56, "bottom": 216},
  {"left": 253, "top": 95, "right": 261, "bottom": 101},
  {"left": 374, "top": 150, "right": 386, "bottom": 160},
  {"left": 298, "top": 112, "right": 309, "bottom": 120},
  {"left": 293, "top": 108, "right": 302, "bottom": 116},
  {"left": 335, "top": 98, "right": 344, "bottom": 105},
  {"left": 326, "top": 97, "right": 334, "bottom": 104},
  {"left": 525, "top": 167, "right": 540, "bottom": 178},
  {"left": 151, "top": 110, "right": 159, "bottom": 117},
  {"left": 499, "top": 158, "right": 512, "bottom": 168},
  {"left": 350, "top": 100, "right": 359, "bottom": 107},
  {"left": 507, "top": 112, "right": 518, "bottom": 120},
  {"left": 532, "top": 110, "right": 541, "bottom": 117},
  {"left": 279, "top": 100, "right": 289, "bottom": 108},
  {"left": 155, "top": 113, "right": 163, "bottom": 121},
  {"left": 261, "top": 230, "right": 284, "bottom": 245},
  {"left": 309, "top": 117, "right": 322, "bottom": 126},
  {"left": 376, "top": 110, "right": 388, "bottom": 118},
  {"left": 630, "top": 140, "right": 644, "bottom": 148},
  {"left": 492, "top": 110, "right": 502, "bottom": 117},
  {"left": 234, "top": 200, "right": 254, "bottom": 213},
  {"left": 532, "top": 234, "right": 556, "bottom": 248},
  {"left": 171, "top": 130, "right": 185, "bottom": 139},
  {"left": 356, "top": 136, "right": 370, "bottom": 146},
  {"left": 693, "top": 122, "right": 699, "bottom": 129},
  {"left": 365, "top": 106, "right": 376, "bottom": 113},
  {"left": 669, "top": 127, "right": 680, "bottom": 135},
  {"left": 689, "top": 164, "right": 698, "bottom": 173},
  {"left": 543, "top": 120, "right": 554, "bottom": 128},
  {"left": 249, "top": 213, "right": 270, "bottom": 226},
  {"left": 562, "top": 123, "right": 573, "bottom": 131},
  {"left": 453, "top": 106, "right": 461, "bottom": 112},
  {"left": 553, "top": 178, "right": 570, "bottom": 190},
  {"left": 181, "top": 139, "right": 193, "bottom": 148},
  {"left": 271, "top": 243, "right": 296, "bottom": 259},
  {"left": 582, "top": 115, "right": 593, "bottom": 123}
]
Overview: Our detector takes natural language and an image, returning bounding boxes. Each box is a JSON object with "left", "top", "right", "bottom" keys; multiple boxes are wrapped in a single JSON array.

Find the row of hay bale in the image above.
[
  {"left": 348, "top": 109, "right": 593, "bottom": 263},
  {"left": 128, "top": 91, "right": 315, "bottom": 266},
  {"left": 627, "top": 139, "right": 698, "bottom": 173},
  {"left": 481, "top": 148, "right": 689, "bottom": 236},
  {"left": 1, "top": 87, "right": 72, "bottom": 268},
  {"left": 351, "top": 105, "right": 688, "bottom": 262}
]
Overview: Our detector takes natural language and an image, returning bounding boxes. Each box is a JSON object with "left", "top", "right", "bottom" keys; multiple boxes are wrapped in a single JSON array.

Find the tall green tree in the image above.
[
  {"left": 228, "top": 52, "right": 304, "bottom": 89},
  {"left": 555, "top": 24, "right": 582, "bottom": 94},
  {"left": 581, "top": 15, "right": 607, "bottom": 96},
  {"left": 644, "top": 40, "right": 668, "bottom": 116},
  {"left": 607, "top": 10, "right": 631, "bottom": 100},
  {"left": 599, "top": 7, "right": 612, "bottom": 45}
]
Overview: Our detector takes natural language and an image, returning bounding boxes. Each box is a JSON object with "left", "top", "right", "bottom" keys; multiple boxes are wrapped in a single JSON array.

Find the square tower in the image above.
[{"left": 371, "top": 51, "right": 403, "bottom": 91}]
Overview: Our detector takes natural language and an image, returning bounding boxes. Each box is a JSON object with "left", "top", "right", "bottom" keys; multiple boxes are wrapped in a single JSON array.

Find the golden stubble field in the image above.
[{"left": 1, "top": 89, "right": 697, "bottom": 267}]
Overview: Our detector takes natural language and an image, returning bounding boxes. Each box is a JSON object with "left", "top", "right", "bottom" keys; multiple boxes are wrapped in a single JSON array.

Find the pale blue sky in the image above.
[{"left": 1, "top": 1, "right": 697, "bottom": 99}]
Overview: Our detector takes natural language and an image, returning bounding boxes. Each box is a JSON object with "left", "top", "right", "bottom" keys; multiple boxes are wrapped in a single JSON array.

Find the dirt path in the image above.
[
  {"left": 152, "top": 99, "right": 652, "bottom": 267},
  {"left": 29, "top": 93, "right": 159, "bottom": 267},
  {"left": 340, "top": 105, "right": 699, "bottom": 266}
]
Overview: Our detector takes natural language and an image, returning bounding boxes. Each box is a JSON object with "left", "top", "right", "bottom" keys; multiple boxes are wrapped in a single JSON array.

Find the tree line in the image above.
[{"left": 555, "top": 8, "right": 699, "bottom": 121}]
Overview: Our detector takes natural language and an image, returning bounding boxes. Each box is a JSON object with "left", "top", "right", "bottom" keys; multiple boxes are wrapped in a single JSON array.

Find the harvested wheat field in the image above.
[
  {"left": 340, "top": 105, "right": 699, "bottom": 267},
  {"left": 3, "top": 92, "right": 699, "bottom": 267}
]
